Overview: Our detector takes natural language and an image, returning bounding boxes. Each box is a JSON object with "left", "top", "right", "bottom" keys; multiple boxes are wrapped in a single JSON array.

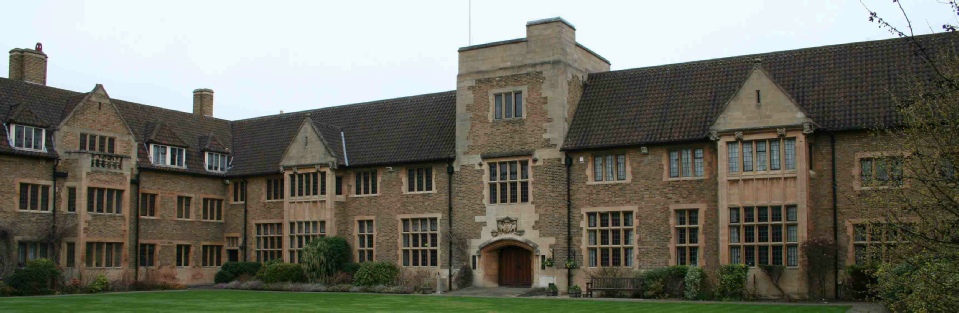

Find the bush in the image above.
[
  {"left": 300, "top": 236, "right": 352, "bottom": 283},
  {"left": 89, "top": 274, "right": 110, "bottom": 293},
  {"left": 7, "top": 258, "right": 61, "bottom": 296},
  {"left": 259, "top": 263, "right": 307, "bottom": 284},
  {"left": 256, "top": 259, "right": 283, "bottom": 279},
  {"left": 454, "top": 264, "right": 473, "bottom": 289},
  {"left": 353, "top": 261, "right": 400, "bottom": 287},
  {"left": 640, "top": 265, "right": 687, "bottom": 298},
  {"left": 0, "top": 281, "right": 16, "bottom": 297},
  {"left": 218, "top": 262, "right": 262, "bottom": 283},
  {"left": 715, "top": 264, "right": 749, "bottom": 300},
  {"left": 844, "top": 264, "right": 877, "bottom": 300},
  {"left": 684, "top": 266, "right": 705, "bottom": 300}
]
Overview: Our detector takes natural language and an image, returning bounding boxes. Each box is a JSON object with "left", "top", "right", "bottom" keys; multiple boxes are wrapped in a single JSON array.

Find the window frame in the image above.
[
  {"left": 17, "top": 241, "right": 49, "bottom": 267},
  {"left": 231, "top": 181, "right": 246, "bottom": 203},
  {"left": 665, "top": 147, "right": 706, "bottom": 180},
  {"left": 356, "top": 217, "right": 375, "bottom": 263},
  {"left": 727, "top": 137, "right": 798, "bottom": 176},
  {"left": 353, "top": 169, "right": 379, "bottom": 197},
  {"left": 9, "top": 124, "right": 46, "bottom": 152},
  {"left": 201, "top": 197, "right": 224, "bottom": 222},
  {"left": 176, "top": 195, "right": 193, "bottom": 220},
  {"left": 265, "top": 177, "right": 285, "bottom": 201},
  {"left": 486, "top": 158, "right": 531, "bottom": 205},
  {"left": 288, "top": 220, "right": 326, "bottom": 263},
  {"left": 79, "top": 133, "right": 117, "bottom": 154},
  {"left": 17, "top": 181, "right": 52, "bottom": 212},
  {"left": 847, "top": 219, "right": 912, "bottom": 266},
  {"left": 670, "top": 204, "right": 706, "bottom": 266},
  {"left": 398, "top": 214, "right": 441, "bottom": 268},
  {"left": 255, "top": 222, "right": 283, "bottom": 263},
  {"left": 582, "top": 207, "right": 637, "bottom": 268},
  {"left": 85, "top": 242, "right": 123, "bottom": 268},
  {"left": 138, "top": 243, "right": 157, "bottom": 267},
  {"left": 404, "top": 166, "right": 435, "bottom": 194},
  {"left": 139, "top": 192, "right": 158, "bottom": 218},
  {"left": 588, "top": 153, "right": 630, "bottom": 184},
  {"left": 201, "top": 245, "right": 224, "bottom": 267},
  {"left": 175, "top": 244, "right": 192, "bottom": 267},
  {"left": 490, "top": 89, "right": 525, "bottom": 121},
  {"left": 85, "top": 186, "right": 124, "bottom": 215},
  {"left": 149, "top": 144, "right": 186, "bottom": 168},
  {"left": 854, "top": 152, "right": 907, "bottom": 190},
  {"left": 205, "top": 152, "right": 229, "bottom": 173},
  {"left": 726, "top": 205, "right": 800, "bottom": 268}
]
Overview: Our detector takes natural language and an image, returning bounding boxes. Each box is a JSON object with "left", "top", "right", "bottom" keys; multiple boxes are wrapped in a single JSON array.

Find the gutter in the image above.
[
  {"left": 446, "top": 160, "right": 454, "bottom": 292},
  {"left": 565, "top": 154, "right": 573, "bottom": 291},
  {"left": 830, "top": 133, "right": 840, "bottom": 299}
]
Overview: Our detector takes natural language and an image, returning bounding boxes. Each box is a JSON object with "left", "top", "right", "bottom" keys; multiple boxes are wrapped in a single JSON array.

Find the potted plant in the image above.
[
  {"left": 568, "top": 285, "right": 582, "bottom": 298},
  {"left": 546, "top": 283, "right": 559, "bottom": 296},
  {"left": 564, "top": 259, "right": 578, "bottom": 269}
]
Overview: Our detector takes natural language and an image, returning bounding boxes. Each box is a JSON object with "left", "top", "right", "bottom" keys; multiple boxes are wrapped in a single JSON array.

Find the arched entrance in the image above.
[{"left": 497, "top": 246, "right": 532, "bottom": 287}]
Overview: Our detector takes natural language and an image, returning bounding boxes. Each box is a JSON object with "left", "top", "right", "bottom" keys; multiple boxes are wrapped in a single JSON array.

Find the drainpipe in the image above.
[
  {"left": 132, "top": 168, "right": 141, "bottom": 281},
  {"left": 830, "top": 133, "right": 839, "bottom": 299},
  {"left": 243, "top": 178, "right": 249, "bottom": 262},
  {"left": 565, "top": 154, "right": 573, "bottom": 291},
  {"left": 50, "top": 158, "right": 60, "bottom": 262},
  {"left": 447, "top": 161, "right": 454, "bottom": 292}
]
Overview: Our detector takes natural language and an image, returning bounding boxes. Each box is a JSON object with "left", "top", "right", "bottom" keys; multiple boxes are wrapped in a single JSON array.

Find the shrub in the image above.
[
  {"left": 213, "top": 262, "right": 263, "bottom": 283},
  {"left": 300, "top": 237, "right": 352, "bottom": 283},
  {"left": 454, "top": 264, "right": 473, "bottom": 289},
  {"left": 640, "top": 265, "right": 687, "bottom": 298},
  {"left": 844, "top": 264, "right": 877, "bottom": 300},
  {"left": 342, "top": 263, "right": 361, "bottom": 275},
  {"left": 684, "top": 266, "right": 705, "bottom": 300},
  {"left": 89, "top": 274, "right": 110, "bottom": 293},
  {"left": 7, "top": 258, "right": 61, "bottom": 296},
  {"left": 715, "top": 264, "right": 749, "bottom": 300},
  {"left": 0, "top": 281, "right": 16, "bottom": 297},
  {"left": 353, "top": 261, "right": 400, "bottom": 287},
  {"left": 256, "top": 259, "right": 283, "bottom": 279},
  {"left": 397, "top": 268, "right": 432, "bottom": 291},
  {"left": 259, "top": 263, "right": 307, "bottom": 283}
]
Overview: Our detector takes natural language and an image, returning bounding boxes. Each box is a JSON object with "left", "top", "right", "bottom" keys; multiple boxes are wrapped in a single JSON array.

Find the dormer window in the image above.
[
  {"left": 205, "top": 152, "right": 229, "bottom": 173},
  {"left": 9, "top": 124, "right": 45, "bottom": 151},
  {"left": 150, "top": 144, "right": 185, "bottom": 168}
]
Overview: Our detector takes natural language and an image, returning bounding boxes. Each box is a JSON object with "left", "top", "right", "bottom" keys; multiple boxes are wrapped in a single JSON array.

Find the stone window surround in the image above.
[
  {"left": 395, "top": 213, "right": 443, "bottom": 268},
  {"left": 61, "top": 238, "right": 78, "bottom": 268},
  {"left": 254, "top": 219, "right": 284, "bottom": 263},
  {"left": 63, "top": 182, "right": 79, "bottom": 214},
  {"left": 79, "top": 132, "right": 117, "bottom": 154},
  {"left": 584, "top": 151, "right": 632, "bottom": 185},
  {"left": 288, "top": 168, "right": 328, "bottom": 200},
  {"left": 669, "top": 204, "right": 707, "bottom": 267},
  {"left": 174, "top": 242, "right": 193, "bottom": 268},
  {"left": 200, "top": 197, "right": 225, "bottom": 223},
  {"left": 724, "top": 134, "right": 799, "bottom": 179},
  {"left": 85, "top": 183, "right": 127, "bottom": 216},
  {"left": 487, "top": 86, "right": 529, "bottom": 122},
  {"left": 137, "top": 188, "right": 161, "bottom": 219},
  {"left": 662, "top": 145, "right": 709, "bottom": 181},
  {"left": 401, "top": 165, "right": 437, "bottom": 194},
  {"left": 263, "top": 176, "right": 285, "bottom": 202},
  {"left": 483, "top": 156, "right": 535, "bottom": 206},
  {"left": 354, "top": 216, "right": 376, "bottom": 263},
  {"left": 14, "top": 236, "right": 49, "bottom": 266},
  {"left": 351, "top": 168, "right": 381, "bottom": 198},
  {"left": 201, "top": 244, "right": 225, "bottom": 267},
  {"left": 8, "top": 123, "right": 46, "bottom": 152},
  {"left": 230, "top": 180, "right": 246, "bottom": 204},
  {"left": 716, "top": 130, "right": 810, "bottom": 267},
  {"left": 137, "top": 240, "right": 162, "bottom": 268},
  {"left": 579, "top": 206, "right": 638, "bottom": 269},
  {"left": 174, "top": 194, "right": 195, "bottom": 221},
  {"left": 853, "top": 151, "right": 909, "bottom": 191},
  {"left": 82, "top": 239, "right": 125, "bottom": 269},
  {"left": 844, "top": 218, "right": 914, "bottom": 266},
  {"left": 15, "top": 178, "right": 53, "bottom": 213}
]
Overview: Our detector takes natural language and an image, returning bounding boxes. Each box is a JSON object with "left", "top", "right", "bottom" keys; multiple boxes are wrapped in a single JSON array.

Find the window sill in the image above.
[
  {"left": 151, "top": 163, "right": 188, "bottom": 169},
  {"left": 264, "top": 199, "right": 284, "bottom": 203},
  {"left": 11, "top": 147, "right": 47, "bottom": 153},
  {"left": 403, "top": 190, "right": 437, "bottom": 195},
  {"left": 856, "top": 185, "right": 904, "bottom": 191},
  {"left": 487, "top": 202, "right": 531, "bottom": 207},
  {"left": 138, "top": 216, "right": 160, "bottom": 219},
  {"left": 86, "top": 212, "right": 124, "bottom": 216},
  {"left": 586, "top": 180, "right": 630, "bottom": 185},
  {"left": 230, "top": 201, "right": 245, "bottom": 205},
  {"left": 665, "top": 176, "right": 705, "bottom": 182},
  {"left": 351, "top": 194, "right": 380, "bottom": 198},
  {"left": 200, "top": 220, "right": 225, "bottom": 223},
  {"left": 17, "top": 210, "right": 52, "bottom": 214},
  {"left": 175, "top": 218, "right": 194, "bottom": 221},
  {"left": 727, "top": 170, "right": 797, "bottom": 179}
]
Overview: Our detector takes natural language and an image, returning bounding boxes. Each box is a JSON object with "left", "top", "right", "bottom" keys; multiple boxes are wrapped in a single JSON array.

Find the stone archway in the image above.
[{"left": 479, "top": 239, "right": 536, "bottom": 288}]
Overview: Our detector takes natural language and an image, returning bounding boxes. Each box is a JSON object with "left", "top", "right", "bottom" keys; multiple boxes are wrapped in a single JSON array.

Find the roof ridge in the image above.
[
  {"left": 232, "top": 90, "right": 456, "bottom": 123},
  {"left": 595, "top": 32, "right": 958, "bottom": 77}
]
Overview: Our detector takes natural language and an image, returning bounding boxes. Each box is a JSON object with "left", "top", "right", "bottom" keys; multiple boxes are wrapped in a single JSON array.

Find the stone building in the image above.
[{"left": 1, "top": 18, "right": 954, "bottom": 298}]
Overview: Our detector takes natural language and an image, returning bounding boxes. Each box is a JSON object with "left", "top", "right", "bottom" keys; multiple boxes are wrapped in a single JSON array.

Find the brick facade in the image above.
[{"left": 0, "top": 17, "right": 941, "bottom": 299}]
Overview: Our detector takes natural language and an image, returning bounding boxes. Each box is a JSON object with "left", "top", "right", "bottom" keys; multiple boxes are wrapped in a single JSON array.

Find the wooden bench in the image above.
[{"left": 585, "top": 277, "right": 644, "bottom": 298}]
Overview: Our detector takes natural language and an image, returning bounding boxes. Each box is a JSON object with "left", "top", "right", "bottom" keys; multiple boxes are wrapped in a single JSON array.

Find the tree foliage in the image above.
[
  {"left": 854, "top": 1, "right": 959, "bottom": 311},
  {"left": 300, "top": 236, "right": 352, "bottom": 284}
]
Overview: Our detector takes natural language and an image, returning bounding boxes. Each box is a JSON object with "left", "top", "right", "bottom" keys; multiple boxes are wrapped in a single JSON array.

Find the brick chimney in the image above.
[
  {"left": 9, "top": 43, "right": 48, "bottom": 85},
  {"left": 193, "top": 88, "right": 214, "bottom": 117}
]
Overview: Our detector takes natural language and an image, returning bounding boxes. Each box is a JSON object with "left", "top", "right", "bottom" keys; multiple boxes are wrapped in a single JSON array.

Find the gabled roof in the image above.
[
  {"left": 144, "top": 121, "right": 187, "bottom": 147},
  {"left": 5, "top": 102, "right": 48, "bottom": 127},
  {"left": 199, "top": 134, "right": 229, "bottom": 154},
  {"left": 0, "top": 78, "right": 79, "bottom": 158},
  {"left": 564, "top": 32, "right": 959, "bottom": 150},
  {"left": 229, "top": 90, "right": 456, "bottom": 176}
]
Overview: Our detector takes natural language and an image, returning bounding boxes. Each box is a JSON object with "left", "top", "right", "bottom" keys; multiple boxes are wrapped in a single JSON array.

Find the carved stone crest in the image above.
[
  {"left": 776, "top": 128, "right": 787, "bottom": 137},
  {"left": 802, "top": 122, "right": 815, "bottom": 134},
  {"left": 708, "top": 130, "right": 720, "bottom": 141},
  {"left": 734, "top": 131, "right": 744, "bottom": 140},
  {"left": 491, "top": 217, "right": 523, "bottom": 237}
]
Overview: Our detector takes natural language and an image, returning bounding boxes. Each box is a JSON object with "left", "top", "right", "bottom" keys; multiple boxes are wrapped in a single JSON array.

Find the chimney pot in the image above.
[
  {"left": 9, "top": 43, "right": 48, "bottom": 85},
  {"left": 193, "top": 88, "right": 214, "bottom": 117}
]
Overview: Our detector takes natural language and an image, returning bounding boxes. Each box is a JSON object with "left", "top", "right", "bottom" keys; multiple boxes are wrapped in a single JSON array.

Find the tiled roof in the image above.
[
  {"left": 229, "top": 91, "right": 456, "bottom": 176},
  {"left": 564, "top": 32, "right": 959, "bottom": 150},
  {"left": 0, "top": 78, "right": 80, "bottom": 158}
]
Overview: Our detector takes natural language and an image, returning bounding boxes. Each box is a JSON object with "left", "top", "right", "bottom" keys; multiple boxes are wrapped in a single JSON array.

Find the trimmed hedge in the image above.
[
  {"left": 260, "top": 263, "right": 307, "bottom": 284},
  {"left": 7, "top": 258, "right": 60, "bottom": 296},
  {"left": 353, "top": 262, "right": 400, "bottom": 287},
  {"left": 215, "top": 262, "right": 263, "bottom": 283}
]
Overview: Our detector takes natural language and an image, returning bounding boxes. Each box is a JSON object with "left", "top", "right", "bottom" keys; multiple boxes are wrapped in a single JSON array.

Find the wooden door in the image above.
[{"left": 498, "top": 246, "right": 532, "bottom": 287}]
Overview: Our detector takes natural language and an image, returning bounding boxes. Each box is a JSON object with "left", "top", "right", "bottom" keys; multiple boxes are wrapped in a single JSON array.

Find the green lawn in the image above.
[{"left": 0, "top": 290, "right": 849, "bottom": 312}]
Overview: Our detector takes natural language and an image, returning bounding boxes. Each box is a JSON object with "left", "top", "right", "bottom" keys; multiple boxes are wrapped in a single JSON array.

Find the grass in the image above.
[{"left": 0, "top": 290, "right": 850, "bottom": 312}]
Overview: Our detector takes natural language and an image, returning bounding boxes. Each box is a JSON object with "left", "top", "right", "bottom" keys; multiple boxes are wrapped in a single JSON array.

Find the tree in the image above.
[{"left": 852, "top": 1, "right": 959, "bottom": 311}]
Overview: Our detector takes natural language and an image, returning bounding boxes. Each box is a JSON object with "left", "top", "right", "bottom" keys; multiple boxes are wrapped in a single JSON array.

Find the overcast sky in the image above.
[{"left": 1, "top": 1, "right": 955, "bottom": 120}]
